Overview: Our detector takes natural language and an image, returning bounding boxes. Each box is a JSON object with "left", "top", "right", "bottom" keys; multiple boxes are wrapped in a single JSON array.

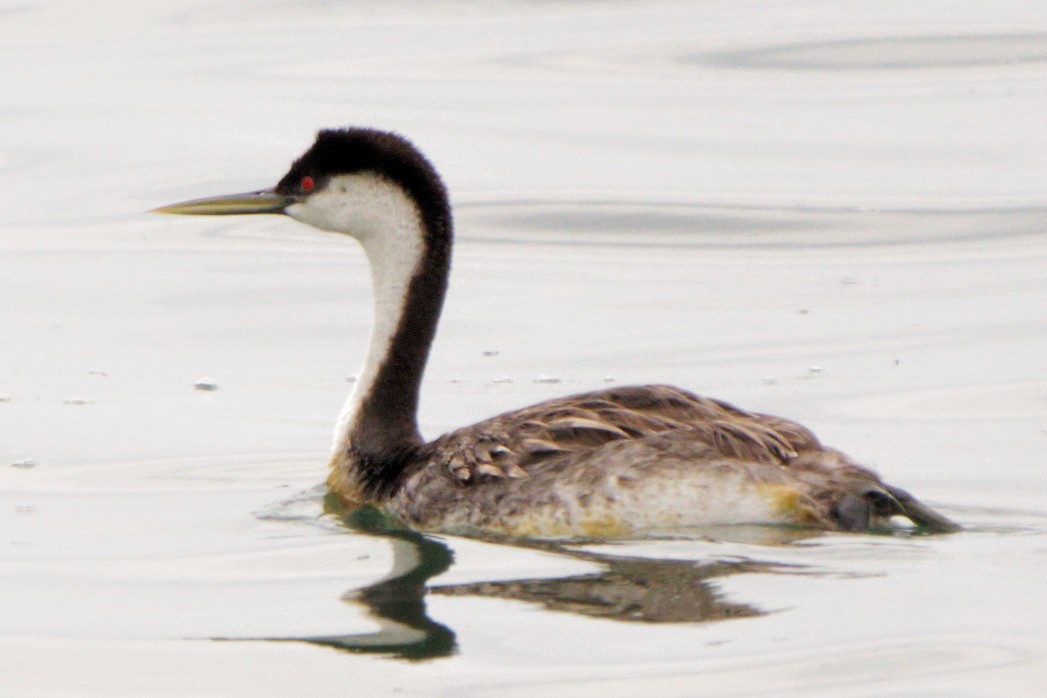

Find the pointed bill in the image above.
[{"left": 152, "top": 189, "right": 294, "bottom": 216}]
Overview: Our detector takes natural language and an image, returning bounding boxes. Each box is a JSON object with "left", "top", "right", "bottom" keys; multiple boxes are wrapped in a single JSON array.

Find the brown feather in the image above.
[{"left": 426, "top": 385, "right": 817, "bottom": 483}]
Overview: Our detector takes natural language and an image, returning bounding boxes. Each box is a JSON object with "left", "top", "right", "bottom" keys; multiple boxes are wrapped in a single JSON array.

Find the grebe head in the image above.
[{"left": 152, "top": 128, "right": 451, "bottom": 246}]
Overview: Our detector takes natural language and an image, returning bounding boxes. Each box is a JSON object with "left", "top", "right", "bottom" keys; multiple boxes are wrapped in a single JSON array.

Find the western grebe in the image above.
[{"left": 155, "top": 128, "right": 958, "bottom": 537}]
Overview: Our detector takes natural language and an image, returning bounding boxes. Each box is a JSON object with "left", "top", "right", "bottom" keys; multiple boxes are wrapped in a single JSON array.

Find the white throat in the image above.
[{"left": 286, "top": 172, "right": 427, "bottom": 452}]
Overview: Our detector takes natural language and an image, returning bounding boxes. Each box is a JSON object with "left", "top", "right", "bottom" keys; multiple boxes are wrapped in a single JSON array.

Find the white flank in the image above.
[{"left": 285, "top": 172, "right": 427, "bottom": 451}]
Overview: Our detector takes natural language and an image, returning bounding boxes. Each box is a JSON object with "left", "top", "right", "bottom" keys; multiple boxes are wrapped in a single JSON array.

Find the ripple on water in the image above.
[
  {"left": 460, "top": 200, "right": 1047, "bottom": 249},
  {"left": 699, "top": 33, "right": 1047, "bottom": 71},
  {"left": 3, "top": 453, "right": 322, "bottom": 495}
]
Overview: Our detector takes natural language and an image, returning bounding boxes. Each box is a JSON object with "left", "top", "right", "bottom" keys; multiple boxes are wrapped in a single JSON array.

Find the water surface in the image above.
[{"left": 2, "top": 1, "right": 1046, "bottom": 695}]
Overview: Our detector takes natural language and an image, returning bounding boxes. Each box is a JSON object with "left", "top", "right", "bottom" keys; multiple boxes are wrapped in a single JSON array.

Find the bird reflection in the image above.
[
  {"left": 300, "top": 505, "right": 457, "bottom": 660},
  {"left": 286, "top": 498, "right": 804, "bottom": 661},
  {"left": 431, "top": 554, "right": 770, "bottom": 624}
]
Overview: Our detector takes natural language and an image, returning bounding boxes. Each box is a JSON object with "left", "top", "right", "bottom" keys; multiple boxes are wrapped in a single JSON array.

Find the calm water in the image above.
[{"left": 2, "top": 1, "right": 1046, "bottom": 695}]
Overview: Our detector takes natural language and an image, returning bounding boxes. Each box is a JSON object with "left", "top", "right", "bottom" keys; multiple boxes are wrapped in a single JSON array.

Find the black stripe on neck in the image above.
[{"left": 351, "top": 226, "right": 450, "bottom": 470}]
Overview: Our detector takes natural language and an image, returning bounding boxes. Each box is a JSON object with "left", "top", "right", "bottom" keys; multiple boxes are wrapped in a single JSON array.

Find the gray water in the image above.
[{"left": 2, "top": 2, "right": 1046, "bottom": 695}]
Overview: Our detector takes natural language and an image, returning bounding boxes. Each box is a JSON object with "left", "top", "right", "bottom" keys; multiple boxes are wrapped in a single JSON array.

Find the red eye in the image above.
[{"left": 300, "top": 176, "right": 315, "bottom": 192}]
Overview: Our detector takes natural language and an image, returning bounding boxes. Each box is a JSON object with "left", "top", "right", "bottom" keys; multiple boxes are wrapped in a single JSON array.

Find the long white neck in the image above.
[
  {"left": 340, "top": 196, "right": 425, "bottom": 452},
  {"left": 286, "top": 171, "right": 449, "bottom": 471}
]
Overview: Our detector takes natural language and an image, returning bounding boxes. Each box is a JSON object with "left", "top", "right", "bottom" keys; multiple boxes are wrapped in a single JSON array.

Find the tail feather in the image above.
[{"left": 884, "top": 485, "right": 962, "bottom": 533}]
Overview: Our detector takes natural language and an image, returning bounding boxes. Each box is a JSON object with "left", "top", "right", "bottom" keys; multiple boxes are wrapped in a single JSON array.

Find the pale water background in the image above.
[{"left": 2, "top": 1, "right": 1047, "bottom": 695}]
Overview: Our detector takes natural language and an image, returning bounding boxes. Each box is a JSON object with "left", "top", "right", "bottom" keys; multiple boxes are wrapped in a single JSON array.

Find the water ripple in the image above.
[{"left": 701, "top": 33, "right": 1047, "bottom": 72}]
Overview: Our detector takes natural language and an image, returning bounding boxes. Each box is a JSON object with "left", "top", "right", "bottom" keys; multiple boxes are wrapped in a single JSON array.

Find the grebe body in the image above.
[{"left": 156, "top": 128, "right": 958, "bottom": 537}]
